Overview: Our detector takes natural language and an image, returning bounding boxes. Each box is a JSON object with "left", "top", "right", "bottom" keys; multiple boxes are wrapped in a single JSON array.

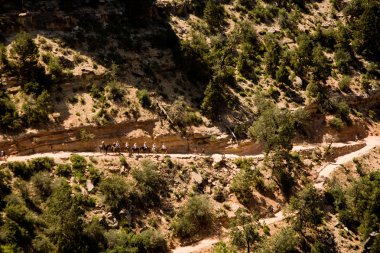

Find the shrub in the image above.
[
  {"left": 338, "top": 76, "right": 351, "bottom": 92},
  {"left": 31, "top": 171, "right": 53, "bottom": 200},
  {"left": 137, "top": 89, "right": 151, "bottom": 108},
  {"left": 0, "top": 169, "right": 11, "bottom": 209},
  {"left": 168, "top": 98, "right": 203, "bottom": 127},
  {"left": 7, "top": 161, "right": 32, "bottom": 180},
  {"left": 229, "top": 209, "right": 260, "bottom": 251},
  {"left": 334, "top": 46, "right": 352, "bottom": 73},
  {"left": 55, "top": 164, "right": 72, "bottom": 177},
  {"left": 306, "top": 79, "right": 320, "bottom": 98},
  {"left": 79, "top": 129, "right": 95, "bottom": 141},
  {"left": 337, "top": 171, "right": 380, "bottom": 240},
  {"left": 134, "top": 229, "right": 168, "bottom": 253},
  {"left": 328, "top": 117, "right": 345, "bottom": 131},
  {"left": 22, "top": 91, "right": 53, "bottom": 126},
  {"left": 107, "top": 81, "right": 125, "bottom": 102},
  {"left": 201, "top": 81, "right": 225, "bottom": 119},
  {"left": 172, "top": 195, "right": 213, "bottom": 238},
  {"left": 42, "top": 53, "right": 62, "bottom": 79},
  {"left": 249, "top": 103, "right": 295, "bottom": 153},
  {"left": 28, "top": 157, "right": 54, "bottom": 172},
  {"left": 259, "top": 228, "right": 299, "bottom": 253},
  {"left": 0, "top": 91, "right": 21, "bottom": 130},
  {"left": 88, "top": 165, "right": 101, "bottom": 185},
  {"left": 99, "top": 175, "right": 130, "bottom": 212},
  {"left": 275, "top": 62, "right": 290, "bottom": 85},
  {"left": 70, "top": 154, "right": 87, "bottom": 174},
  {"left": 131, "top": 159, "right": 163, "bottom": 207},
  {"left": 203, "top": 0, "right": 225, "bottom": 30},
  {"left": 231, "top": 166, "right": 255, "bottom": 205},
  {"left": 10, "top": 31, "right": 38, "bottom": 77},
  {"left": 288, "top": 184, "right": 324, "bottom": 232}
]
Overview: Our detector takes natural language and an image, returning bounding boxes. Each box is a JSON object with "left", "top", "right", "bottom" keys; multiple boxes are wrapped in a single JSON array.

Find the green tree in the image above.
[
  {"left": 263, "top": 34, "right": 281, "bottom": 78},
  {"left": 131, "top": 159, "right": 164, "bottom": 207},
  {"left": 230, "top": 209, "right": 260, "bottom": 253},
  {"left": 0, "top": 91, "right": 21, "bottom": 130},
  {"left": 290, "top": 33, "right": 314, "bottom": 78},
  {"left": 275, "top": 61, "right": 290, "bottom": 85},
  {"left": 288, "top": 184, "right": 324, "bottom": 232},
  {"left": 22, "top": 90, "right": 53, "bottom": 126},
  {"left": 172, "top": 195, "right": 214, "bottom": 238},
  {"left": 201, "top": 81, "right": 226, "bottom": 119},
  {"left": 44, "top": 180, "right": 86, "bottom": 252},
  {"left": 204, "top": 0, "right": 225, "bottom": 31},
  {"left": 10, "top": 32, "right": 39, "bottom": 79},
  {"left": 249, "top": 103, "right": 295, "bottom": 153},
  {"left": 312, "top": 45, "right": 331, "bottom": 80},
  {"left": 348, "top": 0, "right": 380, "bottom": 59},
  {"left": 99, "top": 175, "right": 130, "bottom": 212},
  {"left": 259, "top": 228, "right": 299, "bottom": 253}
]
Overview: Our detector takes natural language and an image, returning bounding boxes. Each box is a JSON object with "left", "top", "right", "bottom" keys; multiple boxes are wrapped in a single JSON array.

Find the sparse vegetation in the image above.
[{"left": 0, "top": 1, "right": 379, "bottom": 252}]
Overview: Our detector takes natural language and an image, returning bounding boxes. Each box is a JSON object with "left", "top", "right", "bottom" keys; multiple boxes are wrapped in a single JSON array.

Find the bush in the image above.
[
  {"left": 203, "top": 0, "right": 225, "bottom": 30},
  {"left": 288, "top": 184, "right": 325, "bottom": 232},
  {"left": 337, "top": 171, "right": 380, "bottom": 240},
  {"left": 55, "top": 164, "right": 72, "bottom": 177},
  {"left": 137, "top": 89, "right": 151, "bottom": 108},
  {"left": 22, "top": 91, "right": 53, "bottom": 126},
  {"left": 259, "top": 228, "right": 299, "bottom": 253},
  {"left": 31, "top": 171, "right": 53, "bottom": 200},
  {"left": 42, "top": 53, "right": 62, "bottom": 79},
  {"left": 328, "top": 117, "right": 345, "bottom": 131},
  {"left": 0, "top": 91, "right": 22, "bottom": 130},
  {"left": 334, "top": 47, "right": 352, "bottom": 74},
  {"left": 99, "top": 175, "right": 130, "bottom": 212},
  {"left": 0, "top": 169, "right": 11, "bottom": 209},
  {"left": 131, "top": 159, "right": 163, "bottom": 207},
  {"left": 107, "top": 81, "right": 125, "bottom": 102},
  {"left": 70, "top": 154, "right": 87, "bottom": 174},
  {"left": 10, "top": 31, "right": 39, "bottom": 78},
  {"left": 231, "top": 165, "right": 257, "bottom": 205},
  {"left": 134, "top": 229, "right": 168, "bottom": 253},
  {"left": 168, "top": 98, "right": 203, "bottom": 127},
  {"left": 306, "top": 79, "right": 320, "bottom": 98},
  {"left": 172, "top": 195, "right": 213, "bottom": 238},
  {"left": 338, "top": 76, "right": 351, "bottom": 92},
  {"left": 7, "top": 161, "right": 32, "bottom": 180},
  {"left": 28, "top": 157, "right": 54, "bottom": 172},
  {"left": 201, "top": 81, "right": 225, "bottom": 119}
]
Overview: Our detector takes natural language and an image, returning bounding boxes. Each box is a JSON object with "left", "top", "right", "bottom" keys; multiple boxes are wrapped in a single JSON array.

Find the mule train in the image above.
[{"left": 99, "top": 141, "right": 167, "bottom": 155}]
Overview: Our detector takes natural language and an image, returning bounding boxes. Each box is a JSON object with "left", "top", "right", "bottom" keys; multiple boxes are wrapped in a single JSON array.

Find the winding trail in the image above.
[
  {"left": 314, "top": 136, "right": 380, "bottom": 190},
  {"left": 171, "top": 136, "right": 380, "bottom": 253},
  {"left": 1, "top": 137, "right": 379, "bottom": 253}
]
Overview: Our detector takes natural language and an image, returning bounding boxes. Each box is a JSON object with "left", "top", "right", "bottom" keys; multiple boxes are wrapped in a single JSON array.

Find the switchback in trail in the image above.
[{"left": 0, "top": 137, "right": 378, "bottom": 253}]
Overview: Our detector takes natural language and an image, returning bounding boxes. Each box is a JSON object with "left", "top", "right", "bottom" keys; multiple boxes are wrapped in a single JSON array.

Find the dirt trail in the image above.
[
  {"left": 172, "top": 238, "right": 219, "bottom": 253},
  {"left": 0, "top": 137, "right": 378, "bottom": 253},
  {"left": 314, "top": 136, "right": 380, "bottom": 189},
  {"left": 171, "top": 136, "right": 380, "bottom": 253}
]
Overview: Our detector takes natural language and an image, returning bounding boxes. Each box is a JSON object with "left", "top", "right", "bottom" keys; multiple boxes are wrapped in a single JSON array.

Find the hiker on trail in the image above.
[
  {"left": 152, "top": 143, "right": 157, "bottom": 153},
  {"left": 161, "top": 143, "right": 167, "bottom": 153}
]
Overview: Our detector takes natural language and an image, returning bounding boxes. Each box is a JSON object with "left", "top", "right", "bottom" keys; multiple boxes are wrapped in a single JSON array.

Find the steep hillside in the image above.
[{"left": 1, "top": 0, "right": 380, "bottom": 252}]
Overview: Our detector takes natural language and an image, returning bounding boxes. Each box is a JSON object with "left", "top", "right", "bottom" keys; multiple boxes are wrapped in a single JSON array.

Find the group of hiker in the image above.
[{"left": 99, "top": 140, "right": 167, "bottom": 155}]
